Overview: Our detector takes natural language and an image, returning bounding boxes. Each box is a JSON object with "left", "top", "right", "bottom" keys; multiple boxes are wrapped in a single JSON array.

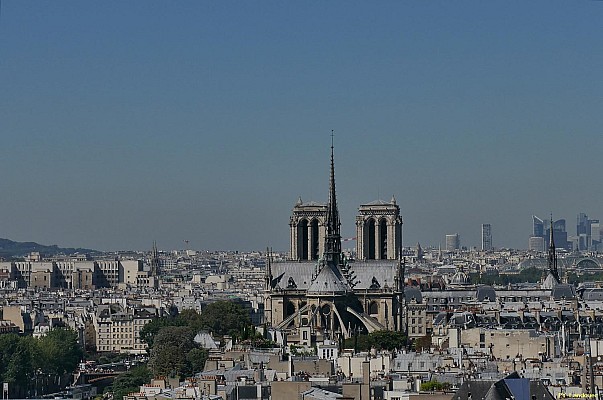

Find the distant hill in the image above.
[{"left": 0, "top": 238, "right": 98, "bottom": 259}]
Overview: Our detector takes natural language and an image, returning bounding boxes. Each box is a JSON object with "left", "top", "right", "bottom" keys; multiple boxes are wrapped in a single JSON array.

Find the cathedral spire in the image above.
[
  {"left": 324, "top": 130, "right": 342, "bottom": 266},
  {"left": 150, "top": 241, "right": 160, "bottom": 276},
  {"left": 548, "top": 214, "right": 560, "bottom": 283}
]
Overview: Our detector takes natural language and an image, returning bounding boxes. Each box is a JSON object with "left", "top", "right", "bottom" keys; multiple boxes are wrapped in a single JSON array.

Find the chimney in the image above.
[{"left": 362, "top": 361, "right": 370, "bottom": 399}]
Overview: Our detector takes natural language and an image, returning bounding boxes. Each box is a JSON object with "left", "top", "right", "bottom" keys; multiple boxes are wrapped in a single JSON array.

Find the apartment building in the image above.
[{"left": 93, "top": 304, "right": 157, "bottom": 354}]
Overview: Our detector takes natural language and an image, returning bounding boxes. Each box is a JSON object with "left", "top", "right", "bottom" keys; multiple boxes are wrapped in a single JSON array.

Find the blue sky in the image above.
[{"left": 1, "top": 1, "right": 602, "bottom": 251}]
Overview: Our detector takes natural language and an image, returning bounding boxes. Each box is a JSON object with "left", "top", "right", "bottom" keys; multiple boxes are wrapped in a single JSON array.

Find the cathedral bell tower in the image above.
[
  {"left": 289, "top": 199, "right": 327, "bottom": 261},
  {"left": 355, "top": 197, "right": 402, "bottom": 260}
]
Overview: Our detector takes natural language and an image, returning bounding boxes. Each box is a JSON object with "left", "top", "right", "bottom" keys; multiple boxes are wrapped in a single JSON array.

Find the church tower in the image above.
[
  {"left": 289, "top": 199, "right": 327, "bottom": 261},
  {"left": 355, "top": 196, "right": 403, "bottom": 260},
  {"left": 548, "top": 215, "right": 560, "bottom": 284},
  {"left": 266, "top": 134, "right": 402, "bottom": 337},
  {"left": 150, "top": 241, "right": 160, "bottom": 276}
]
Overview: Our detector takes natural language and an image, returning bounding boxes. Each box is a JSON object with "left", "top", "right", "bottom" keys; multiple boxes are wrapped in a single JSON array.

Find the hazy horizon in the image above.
[{"left": 2, "top": 2, "right": 602, "bottom": 252}]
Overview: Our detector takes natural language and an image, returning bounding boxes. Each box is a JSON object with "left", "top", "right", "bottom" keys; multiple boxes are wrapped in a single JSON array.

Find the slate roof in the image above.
[
  {"left": 350, "top": 261, "right": 398, "bottom": 290},
  {"left": 582, "top": 288, "right": 603, "bottom": 301},
  {"left": 453, "top": 372, "right": 555, "bottom": 400},
  {"left": 551, "top": 283, "right": 576, "bottom": 300},
  {"left": 404, "top": 287, "right": 423, "bottom": 303},
  {"left": 476, "top": 286, "right": 497, "bottom": 302},
  {"left": 307, "top": 264, "right": 350, "bottom": 295},
  {"left": 270, "top": 260, "right": 398, "bottom": 291},
  {"left": 541, "top": 273, "right": 558, "bottom": 290}
]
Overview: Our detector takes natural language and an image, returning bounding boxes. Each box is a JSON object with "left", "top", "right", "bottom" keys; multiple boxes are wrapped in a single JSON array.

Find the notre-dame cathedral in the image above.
[{"left": 264, "top": 142, "right": 405, "bottom": 341}]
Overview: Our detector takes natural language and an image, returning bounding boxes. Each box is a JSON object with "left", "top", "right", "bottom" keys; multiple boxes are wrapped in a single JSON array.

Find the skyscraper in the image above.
[
  {"left": 533, "top": 216, "right": 544, "bottom": 237},
  {"left": 576, "top": 213, "right": 600, "bottom": 251},
  {"left": 546, "top": 219, "right": 569, "bottom": 251},
  {"left": 446, "top": 234, "right": 460, "bottom": 252},
  {"left": 577, "top": 213, "right": 589, "bottom": 235},
  {"left": 531, "top": 215, "right": 570, "bottom": 251},
  {"left": 481, "top": 223, "right": 492, "bottom": 251},
  {"left": 591, "top": 220, "right": 601, "bottom": 251},
  {"left": 528, "top": 236, "right": 545, "bottom": 252}
]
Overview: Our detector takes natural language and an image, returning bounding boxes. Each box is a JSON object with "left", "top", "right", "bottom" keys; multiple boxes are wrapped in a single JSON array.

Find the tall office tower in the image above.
[
  {"left": 532, "top": 215, "right": 570, "bottom": 251},
  {"left": 529, "top": 236, "right": 545, "bottom": 252},
  {"left": 533, "top": 216, "right": 544, "bottom": 237},
  {"left": 577, "top": 213, "right": 590, "bottom": 251},
  {"left": 445, "top": 234, "right": 460, "bottom": 252},
  {"left": 578, "top": 213, "right": 589, "bottom": 235},
  {"left": 481, "top": 224, "right": 492, "bottom": 251},
  {"left": 545, "top": 219, "right": 569, "bottom": 251},
  {"left": 590, "top": 220, "right": 600, "bottom": 251},
  {"left": 578, "top": 234, "right": 590, "bottom": 251}
]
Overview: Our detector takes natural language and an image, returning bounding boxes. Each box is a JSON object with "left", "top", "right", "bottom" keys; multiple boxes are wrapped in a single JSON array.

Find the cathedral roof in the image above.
[
  {"left": 348, "top": 260, "right": 397, "bottom": 289},
  {"left": 541, "top": 272, "right": 558, "bottom": 290},
  {"left": 270, "top": 262, "right": 315, "bottom": 290},
  {"left": 307, "top": 263, "right": 350, "bottom": 295},
  {"left": 270, "top": 260, "right": 397, "bottom": 292}
]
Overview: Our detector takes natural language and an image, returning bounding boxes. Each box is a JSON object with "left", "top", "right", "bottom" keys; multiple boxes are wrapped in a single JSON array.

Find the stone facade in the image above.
[
  {"left": 289, "top": 199, "right": 327, "bottom": 261},
  {"left": 0, "top": 259, "right": 152, "bottom": 290},
  {"left": 356, "top": 198, "right": 403, "bottom": 260},
  {"left": 266, "top": 147, "right": 405, "bottom": 339},
  {"left": 93, "top": 304, "right": 156, "bottom": 354}
]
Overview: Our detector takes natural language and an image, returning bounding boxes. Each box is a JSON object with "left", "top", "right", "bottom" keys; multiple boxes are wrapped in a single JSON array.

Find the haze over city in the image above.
[{"left": 1, "top": 2, "right": 602, "bottom": 252}]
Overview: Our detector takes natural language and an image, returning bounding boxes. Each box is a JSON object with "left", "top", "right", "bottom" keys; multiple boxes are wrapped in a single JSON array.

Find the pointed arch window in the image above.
[
  {"left": 379, "top": 219, "right": 388, "bottom": 259},
  {"left": 366, "top": 218, "right": 376, "bottom": 259},
  {"left": 311, "top": 219, "right": 320, "bottom": 260},
  {"left": 297, "top": 219, "right": 309, "bottom": 260}
]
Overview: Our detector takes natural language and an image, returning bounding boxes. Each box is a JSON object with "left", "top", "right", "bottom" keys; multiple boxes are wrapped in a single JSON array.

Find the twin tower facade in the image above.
[{"left": 289, "top": 196, "right": 403, "bottom": 261}]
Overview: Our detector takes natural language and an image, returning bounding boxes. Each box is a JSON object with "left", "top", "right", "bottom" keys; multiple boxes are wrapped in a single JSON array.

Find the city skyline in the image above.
[{"left": 1, "top": 2, "right": 602, "bottom": 251}]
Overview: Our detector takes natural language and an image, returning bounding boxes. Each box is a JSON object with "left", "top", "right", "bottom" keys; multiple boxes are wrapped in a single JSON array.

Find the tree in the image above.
[
  {"left": 148, "top": 326, "right": 196, "bottom": 378},
  {"left": 140, "top": 317, "right": 176, "bottom": 348},
  {"left": 343, "top": 333, "right": 372, "bottom": 352},
  {"left": 110, "top": 366, "right": 152, "bottom": 400},
  {"left": 0, "top": 329, "right": 83, "bottom": 398},
  {"left": 421, "top": 380, "right": 444, "bottom": 391},
  {"left": 39, "top": 328, "right": 83, "bottom": 377},
  {"left": 342, "top": 330, "right": 406, "bottom": 352},
  {"left": 413, "top": 334, "right": 432, "bottom": 352},
  {"left": 5, "top": 337, "right": 36, "bottom": 398},
  {"left": 0, "top": 334, "right": 21, "bottom": 383},
  {"left": 186, "top": 348, "right": 209, "bottom": 374},
  {"left": 369, "top": 330, "right": 406, "bottom": 351},
  {"left": 199, "top": 300, "right": 250, "bottom": 337},
  {"left": 140, "top": 309, "right": 204, "bottom": 349},
  {"left": 176, "top": 309, "right": 204, "bottom": 334}
]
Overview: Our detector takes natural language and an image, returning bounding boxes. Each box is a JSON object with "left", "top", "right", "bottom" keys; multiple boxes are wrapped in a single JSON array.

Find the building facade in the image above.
[
  {"left": 93, "top": 304, "right": 156, "bottom": 354},
  {"left": 481, "top": 223, "right": 492, "bottom": 251},
  {"left": 446, "top": 234, "right": 460, "bottom": 252},
  {"left": 265, "top": 143, "right": 405, "bottom": 341},
  {"left": 289, "top": 199, "right": 327, "bottom": 261},
  {"left": 0, "top": 259, "right": 154, "bottom": 290},
  {"left": 355, "top": 198, "right": 403, "bottom": 260}
]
